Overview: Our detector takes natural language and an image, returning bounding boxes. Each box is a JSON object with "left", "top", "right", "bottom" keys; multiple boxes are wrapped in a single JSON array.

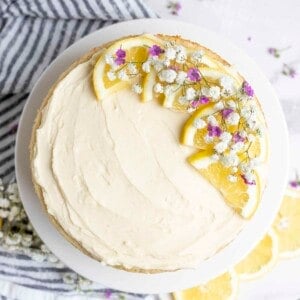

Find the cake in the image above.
[{"left": 30, "top": 34, "right": 269, "bottom": 272}]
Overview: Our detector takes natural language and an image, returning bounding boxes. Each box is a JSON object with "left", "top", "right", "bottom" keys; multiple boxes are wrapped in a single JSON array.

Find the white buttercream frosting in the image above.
[{"left": 32, "top": 57, "right": 245, "bottom": 271}]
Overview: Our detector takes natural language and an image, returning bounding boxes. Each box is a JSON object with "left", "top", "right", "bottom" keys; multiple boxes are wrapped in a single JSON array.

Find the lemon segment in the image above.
[
  {"left": 235, "top": 229, "right": 278, "bottom": 280},
  {"left": 180, "top": 104, "right": 221, "bottom": 148},
  {"left": 273, "top": 188, "right": 300, "bottom": 258},
  {"left": 141, "top": 70, "right": 157, "bottom": 102},
  {"left": 93, "top": 36, "right": 161, "bottom": 100},
  {"left": 188, "top": 151, "right": 260, "bottom": 218},
  {"left": 173, "top": 270, "right": 238, "bottom": 300}
]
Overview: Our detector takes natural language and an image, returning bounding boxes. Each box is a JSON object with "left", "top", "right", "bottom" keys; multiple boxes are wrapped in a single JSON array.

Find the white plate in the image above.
[{"left": 15, "top": 19, "right": 289, "bottom": 294}]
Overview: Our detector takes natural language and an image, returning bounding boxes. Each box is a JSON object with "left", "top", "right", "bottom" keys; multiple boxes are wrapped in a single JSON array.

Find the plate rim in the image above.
[{"left": 15, "top": 18, "right": 289, "bottom": 294}]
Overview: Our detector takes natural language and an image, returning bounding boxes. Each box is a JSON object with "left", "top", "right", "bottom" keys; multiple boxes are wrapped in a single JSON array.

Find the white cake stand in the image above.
[{"left": 15, "top": 19, "right": 289, "bottom": 294}]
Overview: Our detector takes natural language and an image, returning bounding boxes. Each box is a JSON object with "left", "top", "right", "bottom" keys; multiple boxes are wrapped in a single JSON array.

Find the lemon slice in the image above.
[
  {"left": 272, "top": 188, "right": 300, "bottom": 258},
  {"left": 93, "top": 36, "right": 161, "bottom": 100},
  {"left": 180, "top": 103, "right": 220, "bottom": 148},
  {"left": 235, "top": 229, "right": 278, "bottom": 280},
  {"left": 188, "top": 150, "right": 260, "bottom": 218},
  {"left": 173, "top": 271, "right": 238, "bottom": 300},
  {"left": 141, "top": 69, "right": 157, "bottom": 102}
]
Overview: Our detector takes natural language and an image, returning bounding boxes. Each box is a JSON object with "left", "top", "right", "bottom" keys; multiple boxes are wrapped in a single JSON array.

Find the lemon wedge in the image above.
[
  {"left": 273, "top": 188, "right": 300, "bottom": 258},
  {"left": 173, "top": 271, "right": 238, "bottom": 300},
  {"left": 188, "top": 150, "right": 260, "bottom": 218},
  {"left": 93, "top": 36, "right": 160, "bottom": 100},
  {"left": 235, "top": 229, "right": 278, "bottom": 279}
]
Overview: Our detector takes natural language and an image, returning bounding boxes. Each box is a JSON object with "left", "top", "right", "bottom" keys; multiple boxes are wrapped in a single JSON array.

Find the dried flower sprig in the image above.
[
  {"left": 282, "top": 63, "right": 297, "bottom": 78},
  {"left": 290, "top": 172, "right": 300, "bottom": 189},
  {"left": 267, "top": 46, "right": 291, "bottom": 58},
  {"left": 167, "top": 1, "right": 182, "bottom": 15}
]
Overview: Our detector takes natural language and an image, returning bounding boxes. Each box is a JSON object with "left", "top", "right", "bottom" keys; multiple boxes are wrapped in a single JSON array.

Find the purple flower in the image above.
[
  {"left": 268, "top": 47, "right": 280, "bottom": 58},
  {"left": 290, "top": 181, "right": 299, "bottom": 188},
  {"left": 167, "top": 1, "right": 182, "bottom": 15},
  {"left": 104, "top": 289, "right": 112, "bottom": 298},
  {"left": 207, "top": 124, "right": 222, "bottom": 137},
  {"left": 241, "top": 174, "right": 256, "bottom": 185},
  {"left": 232, "top": 132, "right": 245, "bottom": 143},
  {"left": 242, "top": 81, "right": 254, "bottom": 97},
  {"left": 247, "top": 36, "right": 252, "bottom": 42},
  {"left": 221, "top": 108, "right": 234, "bottom": 119},
  {"left": 114, "top": 48, "right": 126, "bottom": 65},
  {"left": 149, "top": 45, "right": 164, "bottom": 57},
  {"left": 282, "top": 64, "right": 297, "bottom": 78},
  {"left": 190, "top": 96, "right": 210, "bottom": 108},
  {"left": 187, "top": 68, "right": 201, "bottom": 82}
]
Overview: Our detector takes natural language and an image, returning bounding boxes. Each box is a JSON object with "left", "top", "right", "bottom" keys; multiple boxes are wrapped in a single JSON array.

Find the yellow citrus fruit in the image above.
[
  {"left": 235, "top": 229, "right": 278, "bottom": 280},
  {"left": 180, "top": 104, "right": 220, "bottom": 149},
  {"left": 188, "top": 150, "right": 260, "bottom": 218},
  {"left": 93, "top": 36, "right": 160, "bottom": 100},
  {"left": 273, "top": 188, "right": 300, "bottom": 258},
  {"left": 173, "top": 271, "right": 238, "bottom": 300}
]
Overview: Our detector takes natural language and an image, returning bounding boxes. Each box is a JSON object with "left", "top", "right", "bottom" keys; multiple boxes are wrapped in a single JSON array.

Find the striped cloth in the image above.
[{"left": 0, "top": 0, "right": 157, "bottom": 298}]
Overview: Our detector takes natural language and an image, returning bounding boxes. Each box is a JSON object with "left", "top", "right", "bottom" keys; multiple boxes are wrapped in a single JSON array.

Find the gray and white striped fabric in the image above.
[{"left": 0, "top": 0, "right": 156, "bottom": 298}]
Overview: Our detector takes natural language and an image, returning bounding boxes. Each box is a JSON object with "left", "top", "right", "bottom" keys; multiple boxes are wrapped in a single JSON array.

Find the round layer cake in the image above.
[{"left": 30, "top": 34, "right": 269, "bottom": 272}]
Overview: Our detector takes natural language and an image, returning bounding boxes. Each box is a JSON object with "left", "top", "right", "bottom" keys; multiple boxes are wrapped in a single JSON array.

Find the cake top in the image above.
[{"left": 32, "top": 34, "right": 268, "bottom": 272}]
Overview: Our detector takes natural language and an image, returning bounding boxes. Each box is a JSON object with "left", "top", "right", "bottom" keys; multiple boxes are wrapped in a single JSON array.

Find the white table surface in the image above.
[{"left": 145, "top": 0, "right": 300, "bottom": 299}]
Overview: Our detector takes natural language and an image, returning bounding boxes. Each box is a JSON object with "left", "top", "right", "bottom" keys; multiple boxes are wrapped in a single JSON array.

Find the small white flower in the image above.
[
  {"left": 132, "top": 83, "right": 142, "bottom": 94},
  {"left": 48, "top": 254, "right": 59, "bottom": 263},
  {"left": 174, "top": 45, "right": 186, "bottom": 53},
  {"left": 228, "top": 175, "right": 238, "bottom": 182},
  {"left": 127, "top": 63, "right": 137, "bottom": 74},
  {"left": 21, "top": 234, "right": 33, "bottom": 247},
  {"left": 232, "top": 166, "right": 238, "bottom": 173},
  {"left": 164, "top": 85, "right": 174, "bottom": 96},
  {"left": 0, "top": 209, "right": 9, "bottom": 218},
  {"left": 193, "top": 118, "right": 206, "bottom": 129},
  {"left": 249, "top": 157, "right": 260, "bottom": 168},
  {"left": 142, "top": 60, "right": 151, "bottom": 73},
  {"left": 220, "top": 132, "right": 232, "bottom": 143},
  {"left": 178, "top": 96, "right": 188, "bottom": 104},
  {"left": 190, "top": 50, "right": 204, "bottom": 64},
  {"left": 185, "top": 87, "right": 196, "bottom": 100},
  {"left": 204, "top": 134, "right": 214, "bottom": 143},
  {"left": 0, "top": 198, "right": 10, "bottom": 208},
  {"left": 176, "top": 51, "right": 187, "bottom": 64},
  {"left": 8, "top": 205, "right": 20, "bottom": 221},
  {"left": 214, "top": 101, "right": 224, "bottom": 110},
  {"left": 211, "top": 154, "right": 220, "bottom": 162},
  {"left": 31, "top": 251, "right": 46, "bottom": 263},
  {"left": 243, "top": 172, "right": 255, "bottom": 183},
  {"left": 163, "top": 59, "right": 171, "bottom": 67},
  {"left": 226, "top": 112, "right": 240, "bottom": 125},
  {"left": 153, "top": 61, "right": 164, "bottom": 72},
  {"left": 240, "top": 130, "right": 247, "bottom": 138},
  {"left": 107, "top": 71, "right": 116, "bottom": 81},
  {"left": 5, "top": 233, "right": 22, "bottom": 246},
  {"left": 176, "top": 71, "right": 187, "bottom": 85},
  {"left": 207, "top": 115, "right": 218, "bottom": 126},
  {"left": 241, "top": 107, "right": 251, "bottom": 119},
  {"left": 153, "top": 83, "right": 164, "bottom": 93},
  {"left": 240, "top": 163, "right": 251, "bottom": 174},
  {"left": 248, "top": 134, "right": 256, "bottom": 142},
  {"left": 158, "top": 69, "right": 177, "bottom": 83},
  {"left": 118, "top": 69, "right": 129, "bottom": 81},
  {"left": 227, "top": 100, "right": 236, "bottom": 109},
  {"left": 105, "top": 54, "right": 114, "bottom": 65},
  {"left": 231, "top": 141, "right": 245, "bottom": 152},
  {"left": 220, "top": 76, "right": 234, "bottom": 91},
  {"left": 165, "top": 47, "right": 177, "bottom": 60},
  {"left": 221, "top": 152, "right": 239, "bottom": 167},
  {"left": 201, "top": 87, "right": 210, "bottom": 97},
  {"left": 209, "top": 86, "right": 221, "bottom": 101},
  {"left": 214, "top": 141, "right": 228, "bottom": 153},
  {"left": 7, "top": 183, "right": 18, "bottom": 195}
]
